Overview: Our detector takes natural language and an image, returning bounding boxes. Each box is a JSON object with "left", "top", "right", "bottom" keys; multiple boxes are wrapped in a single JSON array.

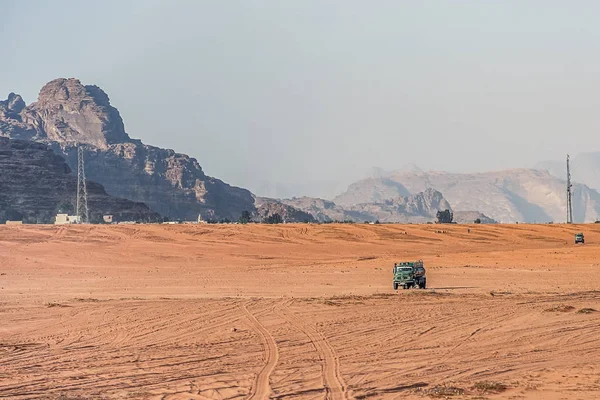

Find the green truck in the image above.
[
  {"left": 575, "top": 233, "right": 585, "bottom": 244},
  {"left": 393, "top": 260, "right": 427, "bottom": 290}
]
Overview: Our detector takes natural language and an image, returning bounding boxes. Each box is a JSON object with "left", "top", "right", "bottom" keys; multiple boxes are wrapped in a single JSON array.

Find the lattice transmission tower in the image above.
[
  {"left": 566, "top": 154, "right": 573, "bottom": 224},
  {"left": 76, "top": 146, "right": 89, "bottom": 223}
]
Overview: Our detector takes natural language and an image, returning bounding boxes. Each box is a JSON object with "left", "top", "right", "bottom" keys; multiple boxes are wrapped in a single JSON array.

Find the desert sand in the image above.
[{"left": 1, "top": 223, "right": 600, "bottom": 399}]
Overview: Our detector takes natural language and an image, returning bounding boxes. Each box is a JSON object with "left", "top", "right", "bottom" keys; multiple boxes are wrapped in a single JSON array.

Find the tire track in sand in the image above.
[
  {"left": 241, "top": 302, "right": 279, "bottom": 399},
  {"left": 276, "top": 300, "right": 349, "bottom": 400}
]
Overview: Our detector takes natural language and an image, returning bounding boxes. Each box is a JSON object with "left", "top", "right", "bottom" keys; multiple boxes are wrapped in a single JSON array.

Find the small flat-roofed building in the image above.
[
  {"left": 55, "top": 214, "right": 81, "bottom": 225},
  {"left": 55, "top": 214, "right": 69, "bottom": 225}
]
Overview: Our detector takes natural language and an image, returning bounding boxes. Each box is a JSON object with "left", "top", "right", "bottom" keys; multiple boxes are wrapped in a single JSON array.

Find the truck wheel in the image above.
[
  {"left": 393, "top": 282, "right": 398, "bottom": 290},
  {"left": 421, "top": 279, "right": 427, "bottom": 289}
]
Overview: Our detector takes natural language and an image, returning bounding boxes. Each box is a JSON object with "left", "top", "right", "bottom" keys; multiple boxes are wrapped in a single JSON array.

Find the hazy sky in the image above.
[{"left": 3, "top": 1, "right": 600, "bottom": 198}]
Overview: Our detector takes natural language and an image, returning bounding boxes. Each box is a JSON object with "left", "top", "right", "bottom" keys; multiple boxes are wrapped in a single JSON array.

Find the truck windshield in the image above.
[{"left": 397, "top": 267, "right": 412, "bottom": 272}]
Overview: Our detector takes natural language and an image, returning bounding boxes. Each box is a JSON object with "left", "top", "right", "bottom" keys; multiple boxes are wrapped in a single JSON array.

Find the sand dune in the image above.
[{"left": 2, "top": 223, "right": 600, "bottom": 399}]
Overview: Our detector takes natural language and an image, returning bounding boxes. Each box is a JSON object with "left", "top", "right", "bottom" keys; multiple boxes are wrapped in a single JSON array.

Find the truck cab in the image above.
[{"left": 393, "top": 260, "right": 427, "bottom": 290}]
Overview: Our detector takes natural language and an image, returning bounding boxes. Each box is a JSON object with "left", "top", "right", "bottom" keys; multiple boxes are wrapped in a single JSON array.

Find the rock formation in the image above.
[
  {"left": 344, "top": 188, "right": 452, "bottom": 223},
  {"left": 335, "top": 168, "right": 600, "bottom": 223},
  {"left": 280, "top": 197, "right": 348, "bottom": 222},
  {"left": 276, "top": 189, "right": 452, "bottom": 223},
  {"left": 253, "top": 198, "right": 316, "bottom": 223},
  {"left": 0, "top": 93, "right": 35, "bottom": 140},
  {"left": 333, "top": 178, "right": 411, "bottom": 207},
  {"left": 0, "top": 138, "right": 160, "bottom": 223},
  {"left": 0, "top": 78, "right": 255, "bottom": 221},
  {"left": 453, "top": 211, "right": 497, "bottom": 224}
]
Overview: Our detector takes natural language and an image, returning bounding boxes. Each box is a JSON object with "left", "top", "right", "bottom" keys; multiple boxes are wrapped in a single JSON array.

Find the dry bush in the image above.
[
  {"left": 421, "top": 385, "right": 465, "bottom": 397},
  {"left": 46, "top": 302, "right": 70, "bottom": 308},
  {"left": 544, "top": 305, "right": 575, "bottom": 312},
  {"left": 578, "top": 308, "right": 597, "bottom": 314},
  {"left": 473, "top": 381, "right": 508, "bottom": 393}
]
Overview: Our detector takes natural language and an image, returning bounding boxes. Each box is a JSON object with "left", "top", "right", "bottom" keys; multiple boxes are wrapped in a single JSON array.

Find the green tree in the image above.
[
  {"left": 264, "top": 213, "right": 283, "bottom": 224},
  {"left": 238, "top": 210, "right": 251, "bottom": 224},
  {"left": 436, "top": 209, "right": 453, "bottom": 224}
]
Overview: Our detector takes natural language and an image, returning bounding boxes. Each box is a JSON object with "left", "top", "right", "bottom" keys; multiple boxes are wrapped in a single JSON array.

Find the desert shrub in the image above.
[
  {"left": 578, "top": 308, "right": 597, "bottom": 314},
  {"left": 473, "top": 381, "right": 507, "bottom": 393}
]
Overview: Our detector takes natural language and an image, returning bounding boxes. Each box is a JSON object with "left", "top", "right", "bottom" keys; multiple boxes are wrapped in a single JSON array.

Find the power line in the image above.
[{"left": 76, "top": 146, "right": 89, "bottom": 223}]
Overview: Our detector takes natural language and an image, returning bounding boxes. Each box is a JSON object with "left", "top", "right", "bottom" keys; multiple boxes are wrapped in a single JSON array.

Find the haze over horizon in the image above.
[{"left": 3, "top": 1, "right": 600, "bottom": 199}]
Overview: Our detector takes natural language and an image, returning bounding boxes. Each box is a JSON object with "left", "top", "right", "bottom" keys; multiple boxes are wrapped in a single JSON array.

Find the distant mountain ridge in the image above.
[
  {"left": 254, "top": 197, "right": 316, "bottom": 223},
  {"left": 334, "top": 167, "right": 600, "bottom": 223},
  {"left": 344, "top": 188, "right": 452, "bottom": 223},
  {"left": 4, "top": 79, "right": 594, "bottom": 225},
  {"left": 453, "top": 211, "right": 497, "bottom": 224},
  {"left": 279, "top": 188, "right": 454, "bottom": 223}
]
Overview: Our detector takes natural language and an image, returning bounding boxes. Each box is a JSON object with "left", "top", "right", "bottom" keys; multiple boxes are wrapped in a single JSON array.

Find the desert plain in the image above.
[{"left": 1, "top": 223, "right": 600, "bottom": 399}]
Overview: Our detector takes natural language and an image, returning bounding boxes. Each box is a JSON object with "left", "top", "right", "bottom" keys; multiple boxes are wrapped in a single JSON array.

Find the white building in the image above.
[{"left": 55, "top": 214, "right": 81, "bottom": 225}]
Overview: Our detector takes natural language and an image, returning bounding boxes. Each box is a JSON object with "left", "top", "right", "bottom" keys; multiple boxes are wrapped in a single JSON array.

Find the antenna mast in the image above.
[
  {"left": 76, "top": 146, "right": 89, "bottom": 223},
  {"left": 566, "top": 154, "right": 573, "bottom": 224}
]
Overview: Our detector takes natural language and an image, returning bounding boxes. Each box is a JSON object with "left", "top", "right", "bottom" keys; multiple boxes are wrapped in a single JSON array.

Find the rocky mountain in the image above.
[
  {"left": 253, "top": 198, "right": 316, "bottom": 223},
  {"left": 0, "top": 93, "right": 36, "bottom": 139},
  {"left": 0, "top": 138, "right": 159, "bottom": 223},
  {"left": 335, "top": 168, "right": 600, "bottom": 223},
  {"left": 344, "top": 188, "right": 452, "bottom": 223},
  {"left": 280, "top": 197, "right": 349, "bottom": 222},
  {"left": 0, "top": 78, "right": 255, "bottom": 221},
  {"left": 278, "top": 189, "right": 452, "bottom": 223},
  {"left": 334, "top": 178, "right": 411, "bottom": 207},
  {"left": 453, "top": 211, "right": 497, "bottom": 224}
]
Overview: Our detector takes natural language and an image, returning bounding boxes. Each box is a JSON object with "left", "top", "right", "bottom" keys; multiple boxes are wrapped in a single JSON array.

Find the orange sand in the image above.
[{"left": 1, "top": 223, "right": 600, "bottom": 399}]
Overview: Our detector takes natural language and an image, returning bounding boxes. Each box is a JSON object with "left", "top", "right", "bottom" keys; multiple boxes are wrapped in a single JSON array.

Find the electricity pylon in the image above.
[
  {"left": 566, "top": 154, "right": 573, "bottom": 224},
  {"left": 76, "top": 146, "right": 89, "bottom": 223}
]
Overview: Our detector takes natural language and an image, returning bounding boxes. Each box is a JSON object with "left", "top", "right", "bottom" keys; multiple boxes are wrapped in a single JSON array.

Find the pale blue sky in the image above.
[{"left": 2, "top": 1, "right": 600, "bottom": 198}]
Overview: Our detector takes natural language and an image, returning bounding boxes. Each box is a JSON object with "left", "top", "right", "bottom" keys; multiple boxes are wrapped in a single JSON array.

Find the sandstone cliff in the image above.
[
  {"left": 0, "top": 79, "right": 255, "bottom": 221},
  {"left": 0, "top": 138, "right": 160, "bottom": 223}
]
